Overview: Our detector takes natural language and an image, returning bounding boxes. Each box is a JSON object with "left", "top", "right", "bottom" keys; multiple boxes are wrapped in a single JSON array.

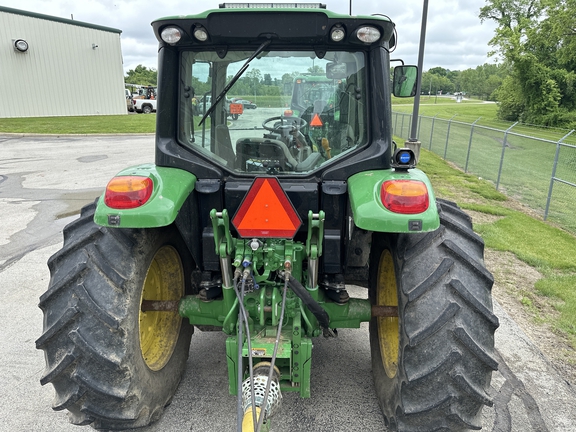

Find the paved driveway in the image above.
[{"left": 1, "top": 134, "right": 574, "bottom": 431}]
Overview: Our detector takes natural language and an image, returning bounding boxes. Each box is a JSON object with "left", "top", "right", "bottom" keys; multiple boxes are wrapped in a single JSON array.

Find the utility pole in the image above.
[{"left": 405, "top": 0, "right": 429, "bottom": 162}]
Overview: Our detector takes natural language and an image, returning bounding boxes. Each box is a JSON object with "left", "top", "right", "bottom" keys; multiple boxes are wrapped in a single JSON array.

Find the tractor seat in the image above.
[{"left": 236, "top": 137, "right": 298, "bottom": 172}]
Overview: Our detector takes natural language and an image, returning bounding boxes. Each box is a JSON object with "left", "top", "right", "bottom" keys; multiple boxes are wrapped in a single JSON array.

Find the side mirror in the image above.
[
  {"left": 392, "top": 65, "right": 418, "bottom": 97},
  {"left": 326, "top": 62, "right": 347, "bottom": 79}
]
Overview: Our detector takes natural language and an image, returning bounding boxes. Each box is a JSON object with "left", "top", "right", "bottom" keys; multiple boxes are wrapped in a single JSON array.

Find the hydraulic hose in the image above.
[
  {"left": 236, "top": 276, "right": 244, "bottom": 432},
  {"left": 235, "top": 275, "right": 257, "bottom": 431},
  {"left": 286, "top": 274, "right": 330, "bottom": 330}
]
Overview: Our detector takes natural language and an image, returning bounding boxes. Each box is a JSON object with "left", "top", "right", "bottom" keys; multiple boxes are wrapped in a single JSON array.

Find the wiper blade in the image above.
[{"left": 199, "top": 39, "right": 271, "bottom": 126}]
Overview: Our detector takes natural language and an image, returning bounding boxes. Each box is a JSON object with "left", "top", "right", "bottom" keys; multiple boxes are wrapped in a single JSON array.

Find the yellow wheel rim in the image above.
[
  {"left": 376, "top": 249, "right": 399, "bottom": 378},
  {"left": 139, "top": 245, "right": 183, "bottom": 371}
]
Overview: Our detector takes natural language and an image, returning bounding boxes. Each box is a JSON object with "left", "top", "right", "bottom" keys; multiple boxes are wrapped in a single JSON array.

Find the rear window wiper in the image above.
[{"left": 199, "top": 39, "right": 271, "bottom": 126}]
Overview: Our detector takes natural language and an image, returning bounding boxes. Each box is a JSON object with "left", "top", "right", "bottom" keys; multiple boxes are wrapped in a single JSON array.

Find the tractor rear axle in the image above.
[{"left": 142, "top": 299, "right": 398, "bottom": 317}]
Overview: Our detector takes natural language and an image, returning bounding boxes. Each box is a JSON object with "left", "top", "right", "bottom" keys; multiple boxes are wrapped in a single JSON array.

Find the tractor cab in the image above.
[{"left": 150, "top": 3, "right": 406, "bottom": 180}]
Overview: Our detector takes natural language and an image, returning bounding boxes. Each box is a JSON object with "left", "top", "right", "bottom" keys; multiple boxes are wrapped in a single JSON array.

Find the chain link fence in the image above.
[{"left": 392, "top": 112, "right": 576, "bottom": 235}]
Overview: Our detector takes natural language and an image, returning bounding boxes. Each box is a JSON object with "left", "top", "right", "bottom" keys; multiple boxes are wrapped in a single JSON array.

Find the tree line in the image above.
[
  {"left": 124, "top": 65, "right": 323, "bottom": 99},
  {"left": 123, "top": 63, "right": 504, "bottom": 103},
  {"left": 420, "top": 65, "right": 504, "bottom": 101}
]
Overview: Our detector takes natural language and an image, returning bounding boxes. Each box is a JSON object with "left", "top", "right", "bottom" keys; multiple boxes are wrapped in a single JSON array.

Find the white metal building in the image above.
[{"left": 0, "top": 6, "right": 126, "bottom": 118}]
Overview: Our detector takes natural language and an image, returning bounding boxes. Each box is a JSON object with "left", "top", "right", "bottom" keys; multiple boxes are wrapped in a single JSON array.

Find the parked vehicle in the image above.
[
  {"left": 199, "top": 95, "right": 242, "bottom": 119},
  {"left": 133, "top": 98, "right": 157, "bottom": 113},
  {"left": 125, "top": 89, "right": 135, "bottom": 112},
  {"left": 131, "top": 86, "right": 157, "bottom": 113},
  {"left": 232, "top": 98, "right": 257, "bottom": 109}
]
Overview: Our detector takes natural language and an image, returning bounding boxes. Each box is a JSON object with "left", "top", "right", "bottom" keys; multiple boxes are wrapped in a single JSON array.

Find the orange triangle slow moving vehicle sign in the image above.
[
  {"left": 232, "top": 177, "right": 302, "bottom": 238},
  {"left": 310, "top": 113, "right": 323, "bottom": 127}
]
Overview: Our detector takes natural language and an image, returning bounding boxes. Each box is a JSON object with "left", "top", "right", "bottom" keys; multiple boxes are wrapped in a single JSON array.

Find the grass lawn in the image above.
[{"left": 0, "top": 114, "right": 158, "bottom": 134}]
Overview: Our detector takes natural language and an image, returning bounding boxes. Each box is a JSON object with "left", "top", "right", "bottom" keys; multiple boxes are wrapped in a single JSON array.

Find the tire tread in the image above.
[
  {"left": 370, "top": 200, "right": 499, "bottom": 432},
  {"left": 36, "top": 202, "right": 193, "bottom": 429}
]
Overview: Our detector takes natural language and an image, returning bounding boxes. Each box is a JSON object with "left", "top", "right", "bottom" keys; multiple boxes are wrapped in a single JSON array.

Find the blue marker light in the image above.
[{"left": 399, "top": 152, "right": 411, "bottom": 164}]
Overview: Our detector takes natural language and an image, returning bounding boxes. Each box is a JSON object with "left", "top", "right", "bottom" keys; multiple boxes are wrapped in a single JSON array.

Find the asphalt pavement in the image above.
[{"left": 1, "top": 133, "right": 575, "bottom": 431}]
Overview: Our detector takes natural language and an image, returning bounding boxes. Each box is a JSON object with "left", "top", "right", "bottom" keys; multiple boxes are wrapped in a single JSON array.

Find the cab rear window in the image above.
[{"left": 179, "top": 50, "right": 367, "bottom": 176}]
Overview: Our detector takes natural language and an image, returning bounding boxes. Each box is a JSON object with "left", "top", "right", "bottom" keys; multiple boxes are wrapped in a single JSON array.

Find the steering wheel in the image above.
[
  {"left": 262, "top": 115, "right": 312, "bottom": 163},
  {"left": 262, "top": 115, "right": 308, "bottom": 133}
]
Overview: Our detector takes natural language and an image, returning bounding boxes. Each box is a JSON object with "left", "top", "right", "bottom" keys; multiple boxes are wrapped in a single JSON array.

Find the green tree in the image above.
[
  {"left": 446, "top": 69, "right": 461, "bottom": 86},
  {"left": 307, "top": 65, "right": 324, "bottom": 75},
  {"left": 125, "top": 65, "right": 157, "bottom": 86},
  {"left": 479, "top": 0, "right": 545, "bottom": 57},
  {"left": 281, "top": 72, "right": 300, "bottom": 95},
  {"left": 428, "top": 67, "right": 449, "bottom": 77},
  {"left": 246, "top": 69, "right": 263, "bottom": 95},
  {"left": 493, "top": 74, "right": 525, "bottom": 121},
  {"left": 459, "top": 64, "right": 504, "bottom": 100},
  {"left": 485, "top": 74, "right": 503, "bottom": 101},
  {"left": 480, "top": 0, "right": 576, "bottom": 126},
  {"left": 421, "top": 71, "right": 454, "bottom": 96},
  {"left": 191, "top": 76, "right": 211, "bottom": 97}
]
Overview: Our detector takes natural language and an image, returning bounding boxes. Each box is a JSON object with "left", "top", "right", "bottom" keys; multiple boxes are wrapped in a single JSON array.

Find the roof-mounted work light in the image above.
[
  {"left": 330, "top": 25, "right": 346, "bottom": 42},
  {"left": 161, "top": 27, "right": 183, "bottom": 44},
  {"left": 355, "top": 26, "right": 381, "bottom": 43},
  {"left": 193, "top": 26, "right": 209, "bottom": 42}
]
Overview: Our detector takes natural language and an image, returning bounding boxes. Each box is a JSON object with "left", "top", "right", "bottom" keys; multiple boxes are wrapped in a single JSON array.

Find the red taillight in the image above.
[
  {"left": 104, "top": 176, "right": 153, "bottom": 209},
  {"left": 380, "top": 180, "right": 429, "bottom": 214}
]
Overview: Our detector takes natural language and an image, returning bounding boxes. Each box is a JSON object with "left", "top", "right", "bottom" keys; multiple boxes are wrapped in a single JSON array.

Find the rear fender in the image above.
[
  {"left": 348, "top": 169, "right": 440, "bottom": 233},
  {"left": 94, "top": 164, "right": 196, "bottom": 228}
]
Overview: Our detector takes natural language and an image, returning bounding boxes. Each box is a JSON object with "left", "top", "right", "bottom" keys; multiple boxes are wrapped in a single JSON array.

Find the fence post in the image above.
[
  {"left": 464, "top": 117, "right": 481, "bottom": 173},
  {"left": 544, "top": 129, "right": 575, "bottom": 220},
  {"left": 496, "top": 122, "right": 518, "bottom": 190},
  {"left": 417, "top": 115, "right": 422, "bottom": 140},
  {"left": 401, "top": 114, "right": 405, "bottom": 138},
  {"left": 429, "top": 114, "right": 438, "bottom": 150},
  {"left": 443, "top": 114, "right": 457, "bottom": 160}
]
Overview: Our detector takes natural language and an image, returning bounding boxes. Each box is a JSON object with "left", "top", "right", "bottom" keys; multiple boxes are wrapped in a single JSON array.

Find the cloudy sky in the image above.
[{"left": 1, "top": 0, "right": 498, "bottom": 73}]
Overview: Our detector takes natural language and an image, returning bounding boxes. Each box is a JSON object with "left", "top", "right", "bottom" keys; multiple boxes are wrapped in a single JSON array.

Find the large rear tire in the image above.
[
  {"left": 36, "top": 201, "right": 194, "bottom": 429},
  {"left": 369, "top": 199, "right": 499, "bottom": 431}
]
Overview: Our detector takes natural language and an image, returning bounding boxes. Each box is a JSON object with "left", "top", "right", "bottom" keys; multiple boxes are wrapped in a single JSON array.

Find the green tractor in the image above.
[{"left": 37, "top": 4, "right": 499, "bottom": 431}]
